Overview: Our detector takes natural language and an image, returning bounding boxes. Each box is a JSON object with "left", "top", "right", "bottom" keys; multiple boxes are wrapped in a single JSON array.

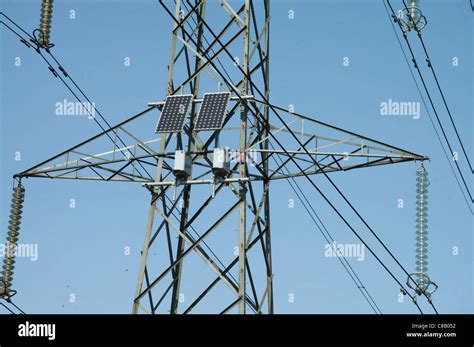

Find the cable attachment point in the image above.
[
  {"left": 406, "top": 272, "right": 438, "bottom": 298},
  {"left": 398, "top": 0, "right": 427, "bottom": 33}
]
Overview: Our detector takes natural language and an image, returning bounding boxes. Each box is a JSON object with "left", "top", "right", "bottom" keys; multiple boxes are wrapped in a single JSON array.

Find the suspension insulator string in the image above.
[
  {"left": 407, "top": 163, "right": 438, "bottom": 303},
  {"left": 37, "top": 0, "right": 54, "bottom": 48},
  {"left": 415, "top": 163, "right": 429, "bottom": 288},
  {"left": 0, "top": 181, "right": 25, "bottom": 298}
]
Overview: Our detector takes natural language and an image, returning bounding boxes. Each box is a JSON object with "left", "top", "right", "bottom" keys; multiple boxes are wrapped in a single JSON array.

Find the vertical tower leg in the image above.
[
  {"left": 262, "top": 0, "right": 273, "bottom": 314},
  {"left": 169, "top": 0, "right": 206, "bottom": 315},
  {"left": 237, "top": 0, "right": 251, "bottom": 315},
  {"left": 132, "top": 0, "right": 182, "bottom": 314},
  {"left": 238, "top": 105, "right": 248, "bottom": 314}
]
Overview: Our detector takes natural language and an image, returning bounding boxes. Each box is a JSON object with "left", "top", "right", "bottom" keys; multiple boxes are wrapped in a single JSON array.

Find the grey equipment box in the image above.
[
  {"left": 212, "top": 148, "right": 231, "bottom": 178},
  {"left": 173, "top": 150, "right": 192, "bottom": 179}
]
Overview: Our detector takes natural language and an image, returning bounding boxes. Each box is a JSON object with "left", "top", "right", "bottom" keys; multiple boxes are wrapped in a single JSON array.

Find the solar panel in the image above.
[
  {"left": 155, "top": 94, "right": 193, "bottom": 133},
  {"left": 194, "top": 92, "right": 231, "bottom": 131}
]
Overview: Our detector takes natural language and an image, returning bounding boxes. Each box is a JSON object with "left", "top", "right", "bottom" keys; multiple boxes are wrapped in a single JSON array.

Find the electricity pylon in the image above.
[{"left": 1, "top": 0, "right": 427, "bottom": 314}]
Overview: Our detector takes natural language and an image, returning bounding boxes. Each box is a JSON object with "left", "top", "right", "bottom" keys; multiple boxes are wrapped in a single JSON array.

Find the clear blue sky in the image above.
[{"left": 0, "top": 0, "right": 472, "bottom": 314}]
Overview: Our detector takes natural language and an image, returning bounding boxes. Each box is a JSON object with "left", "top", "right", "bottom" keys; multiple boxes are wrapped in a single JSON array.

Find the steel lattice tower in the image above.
[{"left": 0, "top": 0, "right": 428, "bottom": 314}]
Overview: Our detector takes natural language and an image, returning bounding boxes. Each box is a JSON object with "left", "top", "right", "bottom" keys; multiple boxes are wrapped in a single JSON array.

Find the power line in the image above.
[
  {"left": 250, "top": 101, "right": 425, "bottom": 313},
  {"left": 0, "top": 297, "right": 26, "bottom": 314},
  {"left": 2, "top": 3, "right": 438, "bottom": 314},
  {"left": 179, "top": 1, "right": 430, "bottom": 311},
  {"left": 0, "top": 302, "right": 15, "bottom": 314},
  {"left": 3, "top": 8, "right": 258, "bottom": 315},
  {"left": 164, "top": 3, "right": 429, "bottom": 312},
  {"left": 6, "top": 298, "right": 26, "bottom": 314},
  {"left": 269, "top": 140, "right": 382, "bottom": 314},
  {"left": 0, "top": 13, "right": 154, "bottom": 181},
  {"left": 45, "top": 50, "right": 155, "bottom": 180},
  {"left": 384, "top": 1, "right": 473, "bottom": 204},
  {"left": 251, "top": 98, "right": 440, "bottom": 313},
  {"left": 382, "top": 1, "right": 473, "bottom": 214},
  {"left": 162, "top": 1, "right": 420, "bottom": 312},
  {"left": 401, "top": 0, "right": 473, "bottom": 174}
]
